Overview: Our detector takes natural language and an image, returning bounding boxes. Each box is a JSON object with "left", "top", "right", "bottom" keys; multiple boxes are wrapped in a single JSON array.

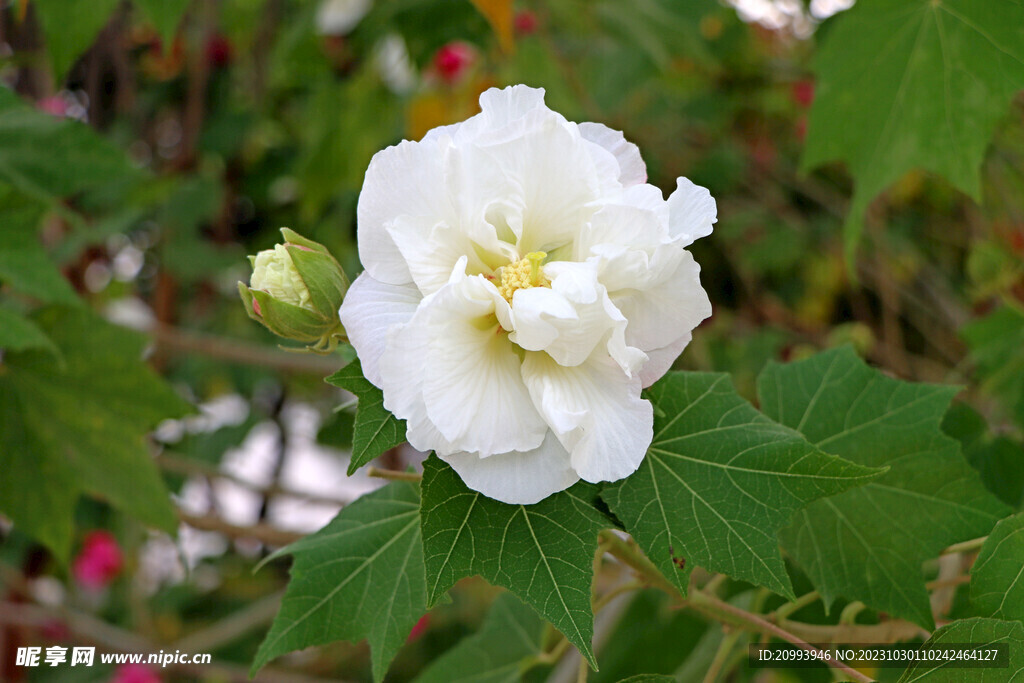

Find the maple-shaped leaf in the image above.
[{"left": 802, "top": 0, "right": 1024, "bottom": 255}]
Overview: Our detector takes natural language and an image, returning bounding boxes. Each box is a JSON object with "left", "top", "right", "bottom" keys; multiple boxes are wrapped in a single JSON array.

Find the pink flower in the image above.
[
  {"left": 73, "top": 531, "right": 123, "bottom": 590},
  {"left": 110, "top": 663, "right": 161, "bottom": 683},
  {"left": 37, "top": 96, "right": 67, "bottom": 117},
  {"left": 432, "top": 42, "right": 476, "bottom": 84},
  {"left": 407, "top": 614, "right": 430, "bottom": 642},
  {"left": 791, "top": 79, "right": 815, "bottom": 108},
  {"left": 514, "top": 10, "right": 538, "bottom": 35}
]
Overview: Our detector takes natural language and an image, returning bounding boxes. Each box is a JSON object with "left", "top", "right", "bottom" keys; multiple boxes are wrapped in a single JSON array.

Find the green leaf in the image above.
[
  {"left": 133, "top": 0, "right": 191, "bottom": 47},
  {"left": 414, "top": 592, "right": 544, "bottom": 683},
  {"left": 0, "top": 306, "right": 190, "bottom": 561},
  {"left": 943, "top": 402, "right": 1024, "bottom": 510},
  {"left": 253, "top": 481, "right": 427, "bottom": 682},
  {"left": 33, "top": 0, "right": 122, "bottom": 82},
  {"left": 758, "top": 346, "right": 1010, "bottom": 628},
  {"left": 0, "top": 192, "right": 78, "bottom": 304},
  {"left": 603, "top": 372, "right": 883, "bottom": 600},
  {"left": 0, "top": 88, "right": 138, "bottom": 201},
  {"left": 895, "top": 617, "right": 1024, "bottom": 682},
  {"left": 802, "top": 0, "right": 1024, "bottom": 255},
  {"left": 972, "top": 513, "right": 1024, "bottom": 623},
  {"left": 961, "top": 306, "right": 1024, "bottom": 430},
  {"left": 326, "top": 358, "right": 407, "bottom": 475},
  {"left": 419, "top": 455, "right": 609, "bottom": 668},
  {"left": 0, "top": 306, "right": 59, "bottom": 356}
]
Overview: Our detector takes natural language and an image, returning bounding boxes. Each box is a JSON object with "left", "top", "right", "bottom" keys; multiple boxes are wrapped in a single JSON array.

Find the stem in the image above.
[
  {"left": 703, "top": 628, "right": 742, "bottom": 683},
  {"left": 771, "top": 591, "right": 821, "bottom": 622},
  {"left": 686, "top": 591, "right": 874, "bottom": 683},
  {"left": 598, "top": 532, "right": 875, "bottom": 683},
  {"left": 157, "top": 453, "right": 349, "bottom": 508},
  {"left": 576, "top": 655, "right": 589, "bottom": 683},
  {"left": 177, "top": 510, "right": 304, "bottom": 546},
  {"left": 366, "top": 467, "right": 422, "bottom": 482},
  {"left": 942, "top": 536, "right": 986, "bottom": 555},
  {"left": 150, "top": 323, "right": 341, "bottom": 374}
]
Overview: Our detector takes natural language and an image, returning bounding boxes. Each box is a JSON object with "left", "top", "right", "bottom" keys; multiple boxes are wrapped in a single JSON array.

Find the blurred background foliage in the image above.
[{"left": 0, "top": 0, "right": 1022, "bottom": 680}]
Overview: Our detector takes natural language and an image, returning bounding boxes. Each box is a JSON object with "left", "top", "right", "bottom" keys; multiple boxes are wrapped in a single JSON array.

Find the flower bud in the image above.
[{"left": 239, "top": 228, "right": 349, "bottom": 353}]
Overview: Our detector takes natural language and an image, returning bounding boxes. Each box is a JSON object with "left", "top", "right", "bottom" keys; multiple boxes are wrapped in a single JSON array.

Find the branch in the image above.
[
  {"left": 366, "top": 467, "right": 421, "bottom": 482},
  {"left": 597, "top": 531, "right": 877, "bottom": 683},
  {"left": 149, "top": 323, "right": 340, "bottom": 374},
  {"left": 177, "top": 510, "right": 305, "bottom": 546},
  {"left": 158, "top": 453, "right": 349, "bottom": 508}
]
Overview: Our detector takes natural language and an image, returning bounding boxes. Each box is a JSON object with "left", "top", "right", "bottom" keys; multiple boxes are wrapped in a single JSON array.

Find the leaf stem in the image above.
[
  {"left": 942, "top": 536, "right": 986, "bottom": 555},
  {"left": 770, "top": 590, "right": 821, "bottom": 621},
  {"left": 703, "top": 628, "right": 742, "bottom": 683},
  {"left": 598, "top": 530, "right": 875, "bottom": 683},
  {"left": 366, "top": 466, "right": 422, "bottom": 482}
]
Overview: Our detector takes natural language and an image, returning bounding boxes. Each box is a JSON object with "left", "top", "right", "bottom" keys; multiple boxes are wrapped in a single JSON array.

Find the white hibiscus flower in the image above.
[{"left": 339, "top": 85, "right": 714, "bottom": 504}]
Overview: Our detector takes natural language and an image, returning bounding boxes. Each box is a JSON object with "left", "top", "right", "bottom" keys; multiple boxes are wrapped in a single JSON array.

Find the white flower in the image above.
[
  {"left": 251, "top": 244, "right": 313, "bottom": 310},
  {"left": 315, "top": 0, "right": 371, "bottom": 36},
  {"left": 340, "top": 85, "right": 714, "bottom": 504}
]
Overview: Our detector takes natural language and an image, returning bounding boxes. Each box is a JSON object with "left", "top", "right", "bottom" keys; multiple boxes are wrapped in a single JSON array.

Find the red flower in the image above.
[
  {"left": 433, "top": 42, "right": 476, "bottom": 84},
  {"left": 791, "top": 79, "right": 815, "bottom": 108},
  {"left": 514, "top": 10, "right": 538, "bottom": 35},
  {"left": 407, "top": 614, "right": 430, "bottom": 642},
  {"left": 73, "top": 531, "right": 123, "bottom": 590}
]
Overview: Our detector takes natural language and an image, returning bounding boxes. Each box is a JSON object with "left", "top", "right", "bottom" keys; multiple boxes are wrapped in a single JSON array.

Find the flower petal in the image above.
[
  {"left": 578, "top": 122, "right": 647, "bottom": 187},
  {"left": 337, "top": 273, "right": 422, "bottom": 386},
  {"left": 357, "top": 139, "right": 455, "bottom": 285},
  {"left": 522, "top": 352, "right": 652, "bottom": 484},
  {"left": 667, "top": 177, "right": 717, "bottom": 247},
  {"left": 511, "top": 261, "right": 645, "bottom": 373},
  {"left": 380, "top": 268, "right": 546, "bottom": 457},
  {"left": 440, "top": 431, "right": 578, "bottom": 505}
]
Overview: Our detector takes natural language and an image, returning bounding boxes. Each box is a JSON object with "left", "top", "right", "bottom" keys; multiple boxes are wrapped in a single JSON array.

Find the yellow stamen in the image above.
[{"left": 497, "top": 251, "right": 550, "bottom": 302}]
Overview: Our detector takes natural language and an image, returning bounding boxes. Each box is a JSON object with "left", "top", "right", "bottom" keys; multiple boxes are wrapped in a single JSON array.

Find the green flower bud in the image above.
[{"left": 239, "top": 228, "right": 349, "bottom": 353}]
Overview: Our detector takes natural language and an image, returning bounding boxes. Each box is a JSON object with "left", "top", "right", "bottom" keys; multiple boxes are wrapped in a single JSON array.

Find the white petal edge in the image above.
[
  {"left": 440, "top": 431, "right": 579, "bottom": 505},
  {"left": 578, "top": 122, "right": 647, "bottom": 187},
  {"left": 667, "top": 177, "right": 717, "bottom": 248},
  {"left": 357, "top": 138, "right": 454, "bottom": 285},
  {"left": 522, "top": 352, "right": 652, "bottom": 484},
  {"left": 337, "top": 273, "right": 422, "bottom": 386}
]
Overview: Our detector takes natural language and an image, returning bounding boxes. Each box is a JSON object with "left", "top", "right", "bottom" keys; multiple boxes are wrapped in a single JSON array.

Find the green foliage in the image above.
[
  {"left": 0, "top": 194, "right": 79, "bottom": 305},
  {"left": 33, "top": 0, "right": 121, "bottom": 82},
  {"left": 603, "top": 371, "right": 883, "bottom": 600},
  {"left": 414, "top": 592, "right": 544, "bottom": 683},
  {"left": 971, "top": 513, "right": 1024, "bottom": 623},
  {"left": 133, "top": 0, "right": 191, "bottom": 46},
  {"left": 962, "top": 305, "right": 1024, "bottom": 430},
  {"left": 254, "top": 481, "right": 427, "bottom": 683},
  {"left": 895, "top": 617, "right": 1024, "bottom": 682},
  {"left": 0, "top": 305, "right": 60, "bottom": 356},
  {"left": 758, "top": 346, "right": 1010, "bottom": 627},
  {"left": 804, "top": 0, "right": 1024, "bottom": 255},
  {"left": 326, "top": 358, "right": 407, "bottom": 475},
  {"left": 943, "top": 403, "right": 1024, "bottom": 510},
  {"left": 0, "top": 79, "right": 137, "bottom": 201},
  {"left": 419, "top": 455, "right": 609, "bottom": 668},
  {"left": 0, "top": 306, "right": 189, "bottom": 561}
]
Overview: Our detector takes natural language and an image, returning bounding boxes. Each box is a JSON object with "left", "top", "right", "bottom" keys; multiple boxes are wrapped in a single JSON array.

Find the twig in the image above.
[
  {"left": 366, "top": 467, "right": 421, "bottom": 483},
  {"left": 173, "top": 591, "right": 284, "bottom": 652},
  {"left": 771, "top": 591, "right": 821, "bottom": 622},
  {"left": 598, "top": 531, "right": 875, "bottom": 683},
  {"left": 158, "top": 453, "right": 349, "bottom": 508},
  {"left": 942, "top": 536, "right": 986, "bottom": 556},
  {"left": 703, "top": 628, "right": 742, "bottom": 683},
  {"left": 149, "top": 323, "right": 341, "bottom": 374},
  {"left": 686, "top": 591, "right": 874, "bottom": 683},
  {"left": 177, "top": 510, "right": 305, "bottom": 546}
]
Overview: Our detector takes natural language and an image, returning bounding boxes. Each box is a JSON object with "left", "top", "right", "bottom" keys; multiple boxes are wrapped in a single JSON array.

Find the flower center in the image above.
[{"left": 497, "top": 251, "right": 549, "bottom": 302}]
